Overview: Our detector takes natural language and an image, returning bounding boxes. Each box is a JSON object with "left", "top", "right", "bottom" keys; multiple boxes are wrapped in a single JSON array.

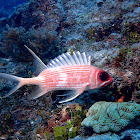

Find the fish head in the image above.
[{"left": 90, "top": 68, "right": 113, "bottom": 89}]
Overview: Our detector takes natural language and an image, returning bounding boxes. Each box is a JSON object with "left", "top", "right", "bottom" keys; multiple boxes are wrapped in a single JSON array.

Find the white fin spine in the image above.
[
  {"left": 73, "top": 52, "right": 81, "bottom": 65},
  {"left": 58, "top": 55, "right": 67, "bottom": 66},
  {"left": 24, "top": 45, "right": 47, "bottom": 75},
  {"left": 87, "top": 56, "right": 91, "bottom": 65},
  {"left": 49, "top": 63, "right": 55, "bottom": 68},
  {"left": 47, "top": 51, "right": 91, "bottom": 68},
  {"left": 76, "top": 51, "right": 84, "bottom": 64},
  {"left": 62, "top": 54, "right": 72, "bottom": 65},
  {"left": 82, "top": 52, "right": 88, "bottom": 64},
  {"left": 66, "top": 52, "right": 76, "bottom": 65},
  {"left": 54, "top": 58, "right": 63, "bottom": 66},
  {"left": 51, "top": 60, "right": 60, "bottom": 67}
]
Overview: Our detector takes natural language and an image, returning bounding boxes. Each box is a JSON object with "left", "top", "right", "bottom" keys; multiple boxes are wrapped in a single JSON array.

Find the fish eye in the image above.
[{"left": 99, "top": 72, "right": 109, "bottom": 81}]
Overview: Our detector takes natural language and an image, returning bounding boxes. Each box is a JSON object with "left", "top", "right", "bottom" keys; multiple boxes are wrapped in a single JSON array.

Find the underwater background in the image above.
[
  {"left": 0, "top": 0, "right": 140, "bottom": 139},
  {"left": 0, "top": 0, "right": 27, "bottom": 18}
]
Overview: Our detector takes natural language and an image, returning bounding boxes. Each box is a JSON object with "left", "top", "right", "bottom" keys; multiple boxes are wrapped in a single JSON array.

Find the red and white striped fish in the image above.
[{"left": 0, "top": 46, "right": 113, "bottom": 103}]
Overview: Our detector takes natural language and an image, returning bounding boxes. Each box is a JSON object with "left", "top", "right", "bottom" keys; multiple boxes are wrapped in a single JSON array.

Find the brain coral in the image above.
[{"left": 81, "top": 101, "right": 140, "bottom": 133}]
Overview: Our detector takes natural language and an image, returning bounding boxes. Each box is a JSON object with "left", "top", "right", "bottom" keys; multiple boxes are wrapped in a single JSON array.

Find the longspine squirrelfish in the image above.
[{"left": 0, "top": 46, "right": 113, "bottom": 103}]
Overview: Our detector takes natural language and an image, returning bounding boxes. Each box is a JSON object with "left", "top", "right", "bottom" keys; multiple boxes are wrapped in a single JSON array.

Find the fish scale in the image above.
[
  {"left": 40, "top": 65, "right": 92, "bottom": 89},
  {"left": 0, "top": 45, "right": 113, "bottom": 103}
]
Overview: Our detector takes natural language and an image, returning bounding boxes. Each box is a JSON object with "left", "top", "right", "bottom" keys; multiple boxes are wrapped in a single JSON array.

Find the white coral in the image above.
[{"left": 81, "top": 102, "right": 140, "bottom": 133}]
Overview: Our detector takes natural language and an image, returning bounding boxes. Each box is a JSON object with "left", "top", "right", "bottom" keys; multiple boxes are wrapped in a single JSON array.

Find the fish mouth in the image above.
[{"left": 98, "top": 78, "right": 113, "bottom": 88}]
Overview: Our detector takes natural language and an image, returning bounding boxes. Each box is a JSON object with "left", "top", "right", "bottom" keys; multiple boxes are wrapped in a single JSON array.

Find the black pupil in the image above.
[{"left": 99, "top": 72, "right": 109, "bottom": 81}]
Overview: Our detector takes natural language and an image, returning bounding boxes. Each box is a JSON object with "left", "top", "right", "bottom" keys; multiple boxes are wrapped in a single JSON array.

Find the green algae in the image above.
[
  {"left": 44, "top": 131, "right": 51, "bottom": 140},
  {"left": 53, "top": 126, "right": 67, "bottom": 140},
  {"left": 68, "top": 127, "right": 77, "bottom": 138},
  {"left": 53, "top": 104, "right": 83, "bottom": 139},
  {"left": 123, "top": 23, "right": 140, "bottom": 44}
]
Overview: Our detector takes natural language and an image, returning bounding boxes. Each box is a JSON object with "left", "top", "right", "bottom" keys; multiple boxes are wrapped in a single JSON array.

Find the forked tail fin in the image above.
[
  {"left": 0, "top": 73, "right": 48, "bottom": 99},
  {"left": 0, "top": 73, "right": 24, "bottom": 98}
]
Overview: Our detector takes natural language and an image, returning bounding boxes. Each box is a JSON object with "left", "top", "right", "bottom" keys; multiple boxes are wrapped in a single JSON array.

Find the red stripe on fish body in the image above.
[
  {"left": 39, "top": 65, "right": 108, "bottom": 91},
  {"left": 0, "top": 46, "right": 113, "bottom": 103}
]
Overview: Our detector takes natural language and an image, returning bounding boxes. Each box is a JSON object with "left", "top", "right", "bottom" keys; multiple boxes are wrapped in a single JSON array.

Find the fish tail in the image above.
[
  {"left": 0, "top": 73, "right": 25, "bottom": 98},
  {"left": 0, "top": 73, "right": 47, "bottom": 99}
]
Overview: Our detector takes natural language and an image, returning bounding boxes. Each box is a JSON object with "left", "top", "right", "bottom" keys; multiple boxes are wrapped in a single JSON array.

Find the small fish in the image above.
[{"left": 0, "top": 46, "right": 113, "bottom": 103}]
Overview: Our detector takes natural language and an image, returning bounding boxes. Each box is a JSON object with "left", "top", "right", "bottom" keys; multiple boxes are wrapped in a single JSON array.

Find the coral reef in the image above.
[
  {"left": 0, "top": 0, "right": 140, "bottom": 139},
  {"left": 33, "top": 103, "right": 83, "bottom": 139},
  {"left": 72, "top": 129, "right": 140, "bottom": 140},
  {"left": 106, "top": 43, "right": 140, "bottom": 103},
  {"left": 73, "top": 132, "right": 120, "bottom": 140},
  {"left": 81, "top": 101, "right": 140, "bottom": 133},
  {"left": 0, "top": 24, "right": 62, "bottom": 61},
  {"left": 0, "top": 25, "right": 26, "bottom": 60},
  {"left": 0, "top": 0, "right": 64, "bottom": 61}
]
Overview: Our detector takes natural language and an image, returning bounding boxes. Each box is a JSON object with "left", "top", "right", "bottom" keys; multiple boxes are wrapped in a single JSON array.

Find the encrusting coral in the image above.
[{"left": 81, "top": 101, "right": 140, "bottom": 133}]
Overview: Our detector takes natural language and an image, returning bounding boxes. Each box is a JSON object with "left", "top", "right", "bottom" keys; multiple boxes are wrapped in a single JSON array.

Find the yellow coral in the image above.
[{"left": 81, "top": 102, "right": 140, "bottom": 133}]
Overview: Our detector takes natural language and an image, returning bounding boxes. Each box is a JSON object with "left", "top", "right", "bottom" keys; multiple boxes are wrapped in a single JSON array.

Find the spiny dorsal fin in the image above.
[
  {"left": 47, "top": 51, "right": 91, "bottom": 68},
  {"left": 24, "top": 45, "right": 47, "bottom": 75}
]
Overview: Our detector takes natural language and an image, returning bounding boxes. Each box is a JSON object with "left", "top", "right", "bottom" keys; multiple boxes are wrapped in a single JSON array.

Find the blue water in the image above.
[{"left": 0, "top": 0, "right": 27, "bottom": 18}]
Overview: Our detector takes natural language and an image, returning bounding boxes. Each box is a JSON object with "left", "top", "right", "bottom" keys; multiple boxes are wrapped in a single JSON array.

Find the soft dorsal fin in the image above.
[
  {"left": 47, "top": 51, "right": 91, "bottom": 68},
  {"left": 24, "top": 45, "right": 47, "bottom": 75}
]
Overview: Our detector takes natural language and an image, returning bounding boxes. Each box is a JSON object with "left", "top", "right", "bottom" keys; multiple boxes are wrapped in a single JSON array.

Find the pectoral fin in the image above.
[{"left": 59, "top": 84, "right": 88, "bottom": 103}]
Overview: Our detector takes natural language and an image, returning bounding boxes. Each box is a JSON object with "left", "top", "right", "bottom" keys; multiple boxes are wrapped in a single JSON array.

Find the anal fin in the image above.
[
  {"left": 28, "top": 85, "right": 49, "bottom": 99},
  {"left": 59, "top": 84, "right": 88, "bottom": 103}
]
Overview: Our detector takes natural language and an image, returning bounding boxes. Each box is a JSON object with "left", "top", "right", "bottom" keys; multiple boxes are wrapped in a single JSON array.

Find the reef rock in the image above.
[{"left": 81, "top": 101, "right": 140, "bottom": 133}]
